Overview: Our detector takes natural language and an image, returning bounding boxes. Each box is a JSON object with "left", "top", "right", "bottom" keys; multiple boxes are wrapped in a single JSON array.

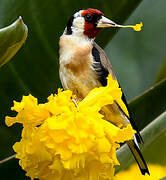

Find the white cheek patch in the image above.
[
  {"left": 73, "top": 17, "right": 84, "bottom": 30},
  {"left": 74, "top": 11, "right": 82, "bottom": 18}
]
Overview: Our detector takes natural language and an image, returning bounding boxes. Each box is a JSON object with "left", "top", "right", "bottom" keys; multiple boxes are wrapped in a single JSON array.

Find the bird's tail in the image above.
[{"left": 127, "top": 140, "right": 150, "bottom": 175}]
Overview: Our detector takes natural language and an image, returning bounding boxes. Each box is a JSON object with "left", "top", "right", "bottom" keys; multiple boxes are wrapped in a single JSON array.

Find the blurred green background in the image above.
[
  {"left": 105, "top": 0, "right": 166, "bottom": 100},
  {"left": 0, "top": 0, "right": 166, "bottom": 179}
]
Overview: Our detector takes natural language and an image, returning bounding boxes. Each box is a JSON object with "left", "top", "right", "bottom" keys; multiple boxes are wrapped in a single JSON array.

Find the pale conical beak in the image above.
[{"left": 96, "top": 16, "right": 118, "bottom": 28}]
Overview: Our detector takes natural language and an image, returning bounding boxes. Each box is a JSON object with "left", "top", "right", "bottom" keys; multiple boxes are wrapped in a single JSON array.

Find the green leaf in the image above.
[
  {"left": 105, "top": 1, "right": 166, "bottom": 100},
  {"left": 116, "top": 111, "right": 166, "bottom": 172},
  {"left": 156, "top": 58, "right": 166, "bottom": 83},
  {"left": 128, "top": 78, "right": 166, "bottom": 130},
  {"left": 0, "top": 17, "right": 28, "bottom": 67},
  {"left": 160, "top": 177, "right": 166, "bottom": 180}
]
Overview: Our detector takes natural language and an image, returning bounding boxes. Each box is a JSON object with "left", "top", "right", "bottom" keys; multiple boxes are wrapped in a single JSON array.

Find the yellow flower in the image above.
[
  {"left": 114, "top": 163, "right": 166, "bottom": 180},
  {"left": 132, "top": 22, "right": 143, "bottom": 31},
  {"left": 5, "top": 74, "right": 135, "bottom": 180},
  {"left": 5, "top": 94, "right": 50, "bottom": 127},
  {"left": 116, "top": 22, "right": 143, "bottom": 32}
]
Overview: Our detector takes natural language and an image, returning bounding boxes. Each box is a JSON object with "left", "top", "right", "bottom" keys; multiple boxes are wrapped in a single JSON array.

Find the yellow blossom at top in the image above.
[
  {"left": 5, "top": 74, "right": 135, "bottom": 180},
  {"left": 114, "top": 163, "right": 166, "bottom": 180}
]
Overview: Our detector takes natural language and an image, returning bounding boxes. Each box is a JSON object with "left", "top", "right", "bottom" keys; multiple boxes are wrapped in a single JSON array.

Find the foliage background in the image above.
[
  {"left": 0, "top": 0, "right": 166, "bottom": 179},
  {"left": 106, "top": 0, "right": 166, "bottom": 100}
]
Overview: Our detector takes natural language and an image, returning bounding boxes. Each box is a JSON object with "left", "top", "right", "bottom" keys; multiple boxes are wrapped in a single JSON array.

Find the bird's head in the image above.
[{"left": 65, "top": 8, "right": 117, "bottom": 39}]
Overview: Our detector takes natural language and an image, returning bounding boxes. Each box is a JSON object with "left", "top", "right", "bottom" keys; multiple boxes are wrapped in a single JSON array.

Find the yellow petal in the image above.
[{"left": 132, "top": 21, "right": 143, "bottom": 31}]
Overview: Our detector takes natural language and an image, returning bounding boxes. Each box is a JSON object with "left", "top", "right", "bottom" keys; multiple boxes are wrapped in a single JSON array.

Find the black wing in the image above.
[{"left": 92, "top": 42, "right": 143, "bottom": 144}]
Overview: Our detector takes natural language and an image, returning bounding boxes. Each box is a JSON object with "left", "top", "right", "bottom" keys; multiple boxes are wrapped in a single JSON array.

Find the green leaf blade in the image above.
[
  {"left": 0, "top": 17, "right": 28, "bottom": 67},
  {"left": 129, "top": 78, "right": 166, "bottom": 130},
  {"left": 116, "top": 111, "right": 166, "bottom": 172}
]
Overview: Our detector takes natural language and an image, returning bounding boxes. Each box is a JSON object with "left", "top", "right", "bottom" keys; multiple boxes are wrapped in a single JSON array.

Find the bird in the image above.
[{"left": 58, "top": 8, "right": 149, "bottom": 175}]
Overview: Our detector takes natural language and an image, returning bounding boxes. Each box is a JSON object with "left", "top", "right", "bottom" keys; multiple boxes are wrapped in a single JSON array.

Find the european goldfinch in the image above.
[{"left": 59, "top": 8, "right": 149, "bottom": 175}]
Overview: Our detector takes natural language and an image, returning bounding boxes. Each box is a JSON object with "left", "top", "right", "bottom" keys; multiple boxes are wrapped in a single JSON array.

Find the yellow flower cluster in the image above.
[
  {"left": 5, "top": 75, "right": 135, "bottom": 180},
  {"left": 114, "top": 163, "right": 166, "bottom": 180}
]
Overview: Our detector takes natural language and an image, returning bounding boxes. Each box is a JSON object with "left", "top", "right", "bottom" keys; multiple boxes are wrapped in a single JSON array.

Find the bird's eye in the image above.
[{"left": 84, "top": 14, "right": 93, "bottom": 22}]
